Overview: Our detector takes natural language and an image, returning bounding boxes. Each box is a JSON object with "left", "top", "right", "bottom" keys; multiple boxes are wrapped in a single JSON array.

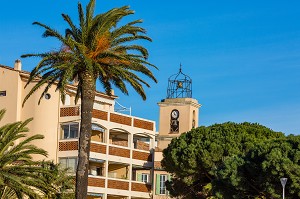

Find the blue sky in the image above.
[{"left": 1, "top": 1, "right": 300, "bottom": 134}]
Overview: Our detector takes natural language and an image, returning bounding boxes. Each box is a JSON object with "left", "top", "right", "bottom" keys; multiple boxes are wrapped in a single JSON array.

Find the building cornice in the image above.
[
  {"left": 158, "top": 99, "right": 201, "bottom": 108},
  {"left": 0, "top": 64, "right": 117, "bottom": 100}
]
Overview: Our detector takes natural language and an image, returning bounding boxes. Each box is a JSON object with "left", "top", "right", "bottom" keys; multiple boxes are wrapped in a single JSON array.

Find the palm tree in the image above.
[
  {"left": 0, "top": 109, "right": 74, "bottom": 198},
  {"left": 21, "top": 0, "right": 157, "bottom": 198},
  {"left": 41, "top": 162, "right": 75, "bottom": 199},
  {"left": 0, "top": 109, "right": 50, "bottom": 198}
]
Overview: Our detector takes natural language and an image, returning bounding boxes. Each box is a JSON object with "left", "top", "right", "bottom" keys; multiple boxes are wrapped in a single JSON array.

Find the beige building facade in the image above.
[{"left": 0, "top": 62, "right": 157, "bottom": 199}]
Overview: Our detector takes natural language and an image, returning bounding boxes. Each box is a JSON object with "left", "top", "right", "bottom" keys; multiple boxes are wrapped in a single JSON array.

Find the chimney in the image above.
[{"left": 14, "top": 59, "right": 22, "bottom": 71}]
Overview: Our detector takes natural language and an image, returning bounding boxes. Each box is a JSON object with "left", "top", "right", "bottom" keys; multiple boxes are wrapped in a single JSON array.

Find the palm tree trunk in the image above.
[{"left": 76, "top": 73, "right": 96, "bottom": 199}]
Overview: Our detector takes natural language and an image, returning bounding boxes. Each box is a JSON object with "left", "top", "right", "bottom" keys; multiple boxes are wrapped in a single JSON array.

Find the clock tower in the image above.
[{"left": 157, "top": 65, "right": 201, "bottom": 149}]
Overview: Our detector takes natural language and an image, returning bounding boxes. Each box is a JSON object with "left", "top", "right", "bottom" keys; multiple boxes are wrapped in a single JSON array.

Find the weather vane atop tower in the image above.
[{"left": 166, "top": 64, "right": 192, "bottom": 99}]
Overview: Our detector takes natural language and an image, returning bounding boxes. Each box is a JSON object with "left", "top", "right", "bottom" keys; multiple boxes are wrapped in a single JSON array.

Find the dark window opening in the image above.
[{"left": 0, "top": 91, "right": 6, "bottom": 97}]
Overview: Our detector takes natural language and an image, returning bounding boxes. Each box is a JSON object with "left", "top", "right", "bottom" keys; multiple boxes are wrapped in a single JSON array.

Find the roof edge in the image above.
[{"left": 0, "top": 64, "right": 118, "bottom": 100}]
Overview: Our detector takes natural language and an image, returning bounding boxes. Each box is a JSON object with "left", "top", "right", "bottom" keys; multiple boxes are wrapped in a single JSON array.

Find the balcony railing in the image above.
[
  {"left": 59, "top": 140, "right": 78, "bottom": 151},
  {"left": 60, "top": 105, "right": 154, "bottom": 131},
  {"left": 107, "top": 178, "right": 129, "bottom": 190},
  {"left": 134, "top": 140, "right": 150, "bottom": 151},
  {"left": 87, "top": 177, "right": 152, "bottom": 194},
  {"left": 59, "top": 141, "right": 153, "bottom": 163},
  {"left": 132, "top": 150, "right": 152, "bottom": 162},
  {"left": 90, "top": 142, "right": 106, "bottom": 154},
  {"left": 131, "top": 181, "right": 152, "bottom": 193},
  {"left": 109, "top": 145, "right": 130, "bottom": 158},
  {"left": 88, "top": 176, "right": 105, "bottom": 188},
  {"left": 60, "top": 106, "right": 80, "bottom": 117}
]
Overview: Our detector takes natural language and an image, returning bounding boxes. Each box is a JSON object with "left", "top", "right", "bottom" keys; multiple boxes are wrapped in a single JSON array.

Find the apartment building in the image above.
[
  {"left": 0, "top": 61, "right": 156, "bottom": 199},
  {"left": 0, "top": 61, "right": 201, "bottom": 199}
]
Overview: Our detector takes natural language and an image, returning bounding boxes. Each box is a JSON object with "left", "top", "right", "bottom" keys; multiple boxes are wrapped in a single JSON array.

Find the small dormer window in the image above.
[{"left": 0, "top": 91, "right": 6, "bottom": 97}]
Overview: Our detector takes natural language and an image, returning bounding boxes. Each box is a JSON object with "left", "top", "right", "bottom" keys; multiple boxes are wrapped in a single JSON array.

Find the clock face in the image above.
[{"left": 171, "top": 109, "right": 179, "bottom": 119}]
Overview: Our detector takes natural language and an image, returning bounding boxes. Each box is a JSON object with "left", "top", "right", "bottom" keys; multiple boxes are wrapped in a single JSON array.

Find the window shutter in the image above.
[
  {"left": 137, "top": 174, "right": 142, "bottom": 182},
  {"left": 155, "top": 174, "right": 160, "bottom": 195}
]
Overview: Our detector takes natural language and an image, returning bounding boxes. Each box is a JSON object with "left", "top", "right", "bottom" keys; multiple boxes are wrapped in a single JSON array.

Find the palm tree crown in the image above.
[{"left": 22, "top": 0, "right": 157, "bottom": 104}]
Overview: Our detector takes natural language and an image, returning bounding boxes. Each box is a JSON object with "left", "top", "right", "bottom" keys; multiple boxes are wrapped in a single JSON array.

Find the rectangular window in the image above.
[
  {"left": 96, "top": 167, "right": 103, "bottom": 176},
  {"left": 59, "top": 157, "right": 77, "bottom": 173},
  {"left": 160, "top": 174, "right": 167, "bottom": 194},
  {"left": 90, "top": 166, "right": 103, "bottom": 176},
  {"left": 0, "top": 91, "right": 6, "bottom": 97},
  {"left": 61, "top": 123, "right": 79, "bottom": 139},
  {"left": 141, "top": 173, "right": 149, "bottom": 183}
]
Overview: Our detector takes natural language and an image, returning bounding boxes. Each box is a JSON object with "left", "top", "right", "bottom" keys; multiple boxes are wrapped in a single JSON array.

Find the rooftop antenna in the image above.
[{"left": 115, "top": 100, "right": 132, "bottom": 115}]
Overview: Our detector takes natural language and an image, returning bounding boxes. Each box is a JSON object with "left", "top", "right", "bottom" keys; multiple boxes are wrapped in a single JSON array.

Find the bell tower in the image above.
[{"left": 157, "top": 65, "right": 201, "bottom": 149}]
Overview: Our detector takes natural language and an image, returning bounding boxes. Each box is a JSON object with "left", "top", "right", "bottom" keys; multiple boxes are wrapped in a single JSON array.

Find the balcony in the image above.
[
  {"left": 90, "top": 142, "right": 106, "bottom": 154},
  {"left": 132, "top": 150, "right": 152, "bottom": 162},
  {"left": 109, "top": 145, "right": 130, "bottom": 158},
  {"left": 89, "top": 160, "right": 105, "bottom": 177},
  {"left": 108, "top": 162, "right": 129, "bottom": 180},
  {"left": 91, "top": 125, "right": 105, "bottom": 143},
  {"left": 131, "top": 181, "right": 152, "bottom": 193},
  {"left": 58, "top": 106, "right": 154, "bottom": 166},
  {"left": 59, "top": 140, "right": 78, "bottom": 151},
  {"left": 60, "top": 106, "right": 80, "bottom": 117},
  {"left": 59, "top": 105, "right": 155, "bottom": 131},
  {"left": 107, "top": 179, "right": 129, "bottom": 190},
  {"left": 133, "top": 134, "right": 150, "bottom": 151},
  {"left": 109, "top": 129, "right": 129, "bottom": 147},
  {"left": 88, "top": 178, "right": 152, "bottom": 193},
  {"left": 88, "top": 176, "right": 105, "bottom": 188},
  {"left": 59, "top": 140, "right": 152, "bottom": 165},
  {"left": 86, "top": 162, "right": 153, "bottom": 198}
]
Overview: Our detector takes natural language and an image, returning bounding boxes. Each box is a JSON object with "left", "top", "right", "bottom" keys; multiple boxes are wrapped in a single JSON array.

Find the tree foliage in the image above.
[
  {"left": 41, "top": 162, "right": 75, "bottom": 199},
  {"left": 0, "top": 109, "right": 74, "bottom": 199},
  {"left": 21, "top": 0, "right": 157, "bottom": 105},
  {"left": 216, "top": 136, "right": 300, "bottom": 199},
  {"left": 161, "top": 122, "right": 300, "bottom": 198}
]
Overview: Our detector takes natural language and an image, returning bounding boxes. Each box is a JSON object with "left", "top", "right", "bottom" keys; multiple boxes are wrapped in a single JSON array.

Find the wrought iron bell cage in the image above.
[{"left": 167, "top": 65, "right": 192, "bottom": 98}]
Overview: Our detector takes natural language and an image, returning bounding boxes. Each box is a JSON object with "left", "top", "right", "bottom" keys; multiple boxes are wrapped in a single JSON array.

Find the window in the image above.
[
  {"left": 90, "top": 166, "right": 103, "bottom": 176},
  {"left": 0, "top": 91, "right": 6, "bottom": 97},
  {"left": 61, "top": 123, "right": 79, "bottom": 139},
  {"left": 64, "top": 94, "right": 70, "bottom": 105},
  {"left": 91, "top": 124, "right": 105, "bottom": 143},
  {"left": 160, "top": 175, "right": 167, "bottom": 194},
  {"left": 59, "top": 157, "right": 77, "bottom": 173},
  {"left": 96, "top": 167, "right": 103, "bottom": 176},
  {"left": 141, "top": 173, "right": 149, "bottom": 183}
]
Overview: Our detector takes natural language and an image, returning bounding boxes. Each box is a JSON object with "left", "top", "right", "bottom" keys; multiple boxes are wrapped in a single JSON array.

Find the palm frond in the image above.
[
  {"left": 0, "top": 110, "right": 66, "bottom": 198},
  {"left": 0, "top": 109, "right": 5, "bottom": 121},
  {"left": 86, "top": 0, "right": 96, "bottom": 29},
  {"left": 78, "top": 2, "right": 86, "bottom": 35}
]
